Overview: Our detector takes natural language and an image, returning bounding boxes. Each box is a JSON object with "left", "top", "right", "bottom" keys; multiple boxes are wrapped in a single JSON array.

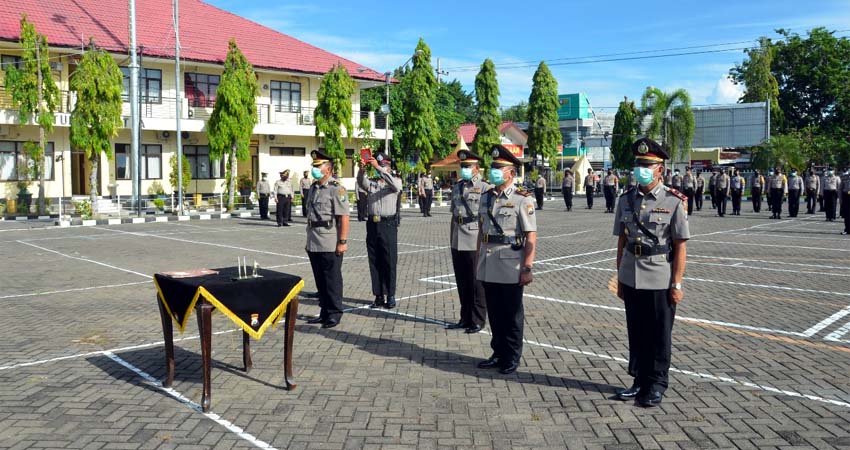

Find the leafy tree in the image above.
[
  {"left": 729, "top": 37, "right": 782, "bottom": 131},
  {"left": 639, "top": 87, "right": 694, "bottom": 163},
  {"left": 315, "top": 62, "right": 356, "bottom": 173},
  {"left": 169, "top": 152, "right": 191, "bottom": 193},
  {"left": 3, "top": 14, "right": 60, "bottom": 214},
  {"left": 443, "top": 79, "right": 475, "bottom": 123},
  {"left": 472, "top": 58, "right": 500, "bottom": 166},
  {"left": 69, "top": 39, "right": 123, "bottom": 207},
  {"left": 611, "top": 97, "right": 640, "bottom": 169},
  {"left": 526, "top": 62, "right": 560, "bottom": 166},
  {"left": 400, "top": 39, "right": 440, "bottom": 170},
  {"left": 433, "top": 81, "right": 464, "bottom": 160},
  {"left": 208, "top": 39, "right": 259, "bottom": 211},
  {"left": 751, "top": 133, "right": 805, "bottom": 172},
  {"left": 501, "top": 102, "right": 528, "bottom": 122}
]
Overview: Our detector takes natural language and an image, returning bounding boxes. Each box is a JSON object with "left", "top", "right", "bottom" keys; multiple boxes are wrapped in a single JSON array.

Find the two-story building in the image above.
[{"left": 0, "top": 0, "right": 390, "bottom": 206}]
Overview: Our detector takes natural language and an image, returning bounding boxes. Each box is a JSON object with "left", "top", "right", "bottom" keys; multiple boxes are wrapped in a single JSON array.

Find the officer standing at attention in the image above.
[
  {"left": 708, "top": 170, "right": 717, "bottom": 209},
  {"left": 476, "top": 145, "right": 537, "bottom": 375},
  {"left": 358, "top": 152, "right": 403, "bottom": 309},
  {"left": 805, "top": 168, "right": 820, "bottom": 214},
  {"left": 714, "top": 168, "right": 730, "bottom": 217},
  {"left": 561, "top": 169, "right": 575, "bottom": 211},
  {"left": 256, "top": 172, "right": 271, "bottom": 220},
  {"left": 299, "top": 170, "right": 312, "bottom": 218},
  {"left": 750, "top": 170, "right": 765, "bottom": 213},
  {"left": 768, "top": 168, "right": 788, "bottom": 219},
  {"left": 274, "top": 170, "right": 293, "bottom": 226},
  {"left": 304, "top": 150, "right": 350, "bottom": 329},
  {"left": 787, "top": 169, "right": 803, "bottom": 217},
  {"left": 613, "top": 137, "right": 689, "bottom": 407},
  {"left": 664, "top": 169, "right": 673, "bottom": 187},
  {"left": 584, "top": 168, "right": 596, "bottom": 209},
  {"left": 822, "top": 168, "right": 841, "bottom": 222},
  {"left": 671, "top": 169, "right": 682, "bottom": 191},
  {"left": 535, "top": 174, "right": 546, "bottom": 210},
  {"left": 730, "top": 169, "right": 745, "bottom": 215},
  {"left": 682, "top": 167, "right": 696, "bottom": 216},
  {"left": 447, "top": 149, "right": 492, "bottom": 333},
  {"left": 419, "top": 171, "right": 435, "bottom": 217},
  {"left": 603, "top": 169, "right": 619, "bottom": 213},
  {"left": 840, "top": 169, "right": 850, "bottom": 235},
  {"left": 695, "top": 170, "right": 705, "bottom": 211}
]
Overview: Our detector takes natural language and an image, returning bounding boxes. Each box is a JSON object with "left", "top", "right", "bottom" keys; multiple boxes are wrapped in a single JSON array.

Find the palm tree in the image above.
[{"left": 640, "top": 87, "right": 695, "bottom": 163}]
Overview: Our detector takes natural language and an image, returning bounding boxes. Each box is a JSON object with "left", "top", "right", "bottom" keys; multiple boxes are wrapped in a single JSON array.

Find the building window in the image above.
[
  {"left": 269, "top": 147, "right": 306, "bottom": 157},
  {"left": 0, "top": 141, "right": 54, "bottom": 181},
  {"left": 270, "top": 81, "right": 301, "bottom": 113},
  {"left": 185, "top": 73, "right": 220, "bottom": 107},
  {"left": 115, "top": 144, "right": 131, "bottom": 179},
  {"left": 114, "top": 144, "right": 163, "bottom": 179},
  {"left": 184, "top": 145, "right": 224, "bottom": 179},
  {"left": 120, "top": 67, "right": 162, "bottom": 103},
  {"left": 0, "top": 55, "right": 22, "bottom": 71}
]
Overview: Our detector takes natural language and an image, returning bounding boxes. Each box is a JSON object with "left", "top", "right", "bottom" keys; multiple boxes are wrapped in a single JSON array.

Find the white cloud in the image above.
[{"left": 708, "top": 75, "right": 743, "bottom": 104}]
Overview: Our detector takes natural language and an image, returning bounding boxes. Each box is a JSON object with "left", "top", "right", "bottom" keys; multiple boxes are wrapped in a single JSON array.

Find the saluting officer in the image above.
[
  {"left": 805, "top": 168, "right": 820, "bottom": 214},
  {"left": 787, "top": 169, "right": 803, "bottom": 217},
  {"left": 682, "top": 167, "right": 696, "bottom": 216},
  {"left": 714, "top": 169, "right": 730, "bottom": 217},
  {"left": 447, "top": 149, "right": 492, "bottom": 333},
  {"left": 613, "top": 137, "right": 689, "bottom": 407},
  {"left": 750, "top": 170, "right": 765, "bottom": 213},
  {"left": 768, "top": 168, "right": 788, "bottom": 219},
  {"left": 476, "top": 145, "right": 537, "bottom": 375},
  {"left": 358, "top": 152, "right": 403, "bottom": 309},
  {"left": 695, "top": 170, "right": 705, "bottom": 211},
  {"left": 299, "top": 170, "right": 312, "bottom": 218},
  {"left": 256, "top": 172, "right": 271, "bottom": 220},
  {"left": 274, "top": 170, "right": 293, "bottom": 226},
  {"left": 304, "top": 150, "right": 350, "bottom": 329}
]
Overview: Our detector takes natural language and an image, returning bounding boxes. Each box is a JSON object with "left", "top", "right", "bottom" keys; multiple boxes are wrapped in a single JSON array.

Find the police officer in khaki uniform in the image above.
[
  {"left": 695, "top": 170, "right": 705, "bottom": 211},
  {"left": 750, "top": 170, "right": 765, "bottom": 213},
  {"left": 714, "top": 169, "right": 730, "bottom": 217},
  {"left": 476, "top": 145, "right": 537, "bottom": 375},
  {"left": 299, "top": 170, "right": 312, "bottom": 218},
  {"left": 840, "top": 169, "right": 850, "bottom": 235},
  {"left": 274, "top": 170, "right": 293, "bottom": 226},
  {"left": 787, "top": 169, "right": 803, "bottom": 217},
  {"left": 304, "top": 150, "right": 350, "bottom": 329},
  {"left": 447, "top": 149, "right": 492, "bottom": 333},
  {"left": 561, "top": 169, "right": 575, "bottom": 211},
  {"left": 613, "top": 137, "right": 689, "bottom": 407},
  {"left": 768, "top": 168, "right": 788, "bottom": 219},
  {"left": 603, "top": 170, "right": 619, "bottom": 213},
  {"left": 419, "top": 172, "right": 435, "bottom": 217},
  {"left": 671, "top": 169, "right": 682, "bottom": 191},
  {"left": 730, "top": 169, "right": 746, "bottom": 215},
  {"left": 535, "top": 174, "right": 546, "bottom": 210},
  {"left": 584, "top": 168, "right": 596, "bottom": 209},
  {"left": 805, "top": 168, "right": 820, "bottom": 214},
  {"left": 256, "top": 172, "right": 271, "bottom": 220},
  {"left": 682, "top": 167, "right": 696, "bottom": 216},
  {"left": 822, "top": 168, "right": 841, "bottom": 222},
  {"left": 358, "top": 152, "right": 403, "bottom": 309}
]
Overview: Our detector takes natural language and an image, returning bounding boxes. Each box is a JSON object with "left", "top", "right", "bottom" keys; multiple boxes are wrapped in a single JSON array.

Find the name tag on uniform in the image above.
[
  {"left": 472, "top": 188, "right": 481, "bottom": 193},
  {"left": 503, "top": 202, "right": 514, "bottom": 208},
  {"left": 651, "top": 208, "right": 670, "bottom": 213}
]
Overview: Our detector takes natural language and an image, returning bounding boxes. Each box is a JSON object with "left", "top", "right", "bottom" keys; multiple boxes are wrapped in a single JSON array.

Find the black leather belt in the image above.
[
  {"left": 454, "top": 215, "right": 478, "bottom": 225},
  {"left": 625, "top": 242, "right": 670, "bottom": 257},
  {"left": 370, "top": 215, "right": 396, "bottom": 223},
  {"left": 483, "top": 234, "right": 518, "bottom": 244},
  {"left": 308, "top": 220, "right": 333, "bottom": 228}
]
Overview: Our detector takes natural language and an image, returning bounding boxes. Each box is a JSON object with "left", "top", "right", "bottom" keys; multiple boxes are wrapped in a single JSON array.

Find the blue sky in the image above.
[{"left": 208, "top": 0, "right": 850, "bottom": 114}]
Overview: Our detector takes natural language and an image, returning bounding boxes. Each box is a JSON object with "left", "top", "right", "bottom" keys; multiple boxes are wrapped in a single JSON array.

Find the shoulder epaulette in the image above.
[
  {"left": 329, "top": 179, "right": 339, "bottom": 186},
  {"left": 667, "top": 187, "right": 687, "bottom": 202},
  {"left": 515, "top": 189, "right": 532, "bottom": 197}
]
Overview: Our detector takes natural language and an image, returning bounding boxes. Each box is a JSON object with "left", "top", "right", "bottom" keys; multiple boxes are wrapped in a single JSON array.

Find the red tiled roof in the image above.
[
  {"left": 0, "top": 0, "right": 386, "bottom": 82},
  {"left": 457, "top": 121, "right": 527, "bottom": 144}
]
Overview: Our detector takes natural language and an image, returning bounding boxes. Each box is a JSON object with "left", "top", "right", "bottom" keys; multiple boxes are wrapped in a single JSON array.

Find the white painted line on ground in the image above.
[
  {"left": 726, "top": 232, "right": 850, "bottom": 242},
  {"left": 16, "top": 241, "right": 151, "bottom": 279},
  {"left": 104, "top": 351, "right": 278, "bottom": 450},
  {"left": 689, "top": 255, "right": 850, "bottom": 271},
  {"left": 690, "top": 239, "right": 850, "bottom": 252},
  {"left": 537, "top": 230, "right": 593, "bottom": 240},
  {"left": 686, "top": 261, "right": 850, "bottom": 278},
  {"left": 824, "top": 320, "right": 850, "bottom": 343},
  {"left": 803, "top": 305, "right": 850, "bottom": 337},
  {"left": 0, "top": 281, "right": 151, "bottom": 300}
]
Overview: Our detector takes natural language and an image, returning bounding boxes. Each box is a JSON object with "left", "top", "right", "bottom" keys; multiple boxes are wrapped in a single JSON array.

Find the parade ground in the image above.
[{"left": 1, "top": 204, "right": 850, "bottom": 450}]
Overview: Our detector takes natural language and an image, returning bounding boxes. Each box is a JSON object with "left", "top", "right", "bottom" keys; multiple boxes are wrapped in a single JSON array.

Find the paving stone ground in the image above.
[{"left": 1, "top": 198, "right": 850, "bottom": 450}]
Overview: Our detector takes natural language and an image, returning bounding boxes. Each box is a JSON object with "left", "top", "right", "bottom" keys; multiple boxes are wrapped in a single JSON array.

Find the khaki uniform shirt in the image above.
[
  {"left": 419, "top": 176, "right": 434, "bottom": 191},
  {"left": 536, "top": 177, "right": 546, "bottom": 189},
  {"left": 305, "top": 178, "right": 349, "bottom": 253},
  {"left": 584, "top": 174, "right": 595, "bottom": 190},
  {"left": 708, "top": 174, "right": 716, "bottom": 189},
  {"left": 682, "top": 174, "right": 695, "bottom": 190},
  {"left": 476, "top": 185, "right": 537, "bottom": 284},
  {"left": 450, "top": 175, "right": 492, "bottom": 251},
  {"left": 256, "top": 179, "right": 271, "bottom": 195},
  {"left": 299, "top": 178, "right": 312, "bottom": 194},
  {"left": 805, "top": 174, "right": 820, "bottom": 192},
  {"left": 788, "top": 175, "right": 803, "bottom": 191},
  {"left": 274, "top": 179, "right": 293, "bottom": 196},
  {"left": 696, "top": 175, "right": 705, "bottom": 193},
  {"left": 671, "top": 174, "right": 683, "bottom": 189},
  {"left": 613, "top": 183, "right": 690, "bottom": 290},
  {"left": 822, "top": 175, "right": 841, "bottom": 193},
  {"left": 751, "top": 175, "right": 764, "bottom": 189},
  {"left": 358, "top": 166, "right": 402, "bottom": 217},
  {"left": 627, "top": 174, "right": 638, "bottom": 187},
  {"left": 731, "top": 175, "right": 745, "bottom": 190},
  {"left": 715, "top": 173, "right": 730, "bottom": 195},
  {"left": 604, "top": 175, "right": 618, "bottom": 186},
  {"left": 769, "top": 174, "right": 788, "bottom": 193},
  {"left": 841, "top": 174, "right": 850, "bottom": 194},
  {"left": 562, "top": 174, "right": 575, "bottom": 190}
]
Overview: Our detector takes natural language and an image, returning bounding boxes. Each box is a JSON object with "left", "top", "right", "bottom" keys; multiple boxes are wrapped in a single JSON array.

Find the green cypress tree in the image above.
[
  {"left": 526, "top": 61, "right": 560, "bottom": 167},
  {"left": 69, "top": 39, "right": 123, "bottom": 207},
  {"left": 4, "top": 14, "right": 60, "bottom": 214},
  {"left": 472, "top": 59, "right": 500, "bottom": 167},
  {"left": 315, "top": 63, "right": 356, "bottom": 174},
  {"left": 400, "top": 39, "right": 440, "bottom": 170},
  {"left": 611, "top": 98, "right": 640, "bottom": 169},
  {"left": 208, "top": 39, "right": 259, "bottom": 211}
]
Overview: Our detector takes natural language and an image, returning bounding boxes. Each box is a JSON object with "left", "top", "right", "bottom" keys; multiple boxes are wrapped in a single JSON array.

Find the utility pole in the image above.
[
  {"left": 129, "top": 0, "right": 141, "bottom": 215},
  {"left": 36, "top": 40, "right": 46, "bottom": 214},
  {"left": 435, "top": 58, "right": 448, "bottom": 83},
  {"left": 174, "top": 0, "right": 183, "bottom": 214}
]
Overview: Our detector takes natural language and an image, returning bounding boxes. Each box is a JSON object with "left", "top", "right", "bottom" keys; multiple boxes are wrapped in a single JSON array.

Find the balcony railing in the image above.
[{"left": 0, "top": 87, "right": 75, "bottom": 114}]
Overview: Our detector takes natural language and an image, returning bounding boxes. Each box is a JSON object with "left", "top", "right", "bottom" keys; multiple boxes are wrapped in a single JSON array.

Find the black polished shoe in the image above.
[
  {"left": 321, "top": 319, "right": 339, "bottom": 329},
  {"left": 464, "top": 324, "right": 482, "bottom": 334},
  {"left": 385, "top": 296, "right": 397, "bottom": 309},
  {"left": 446, "top": 321, "right": 467, "bottom": 330},
  {"left": 499, "top": 361, "right": 519, "bottom": 374},
  {"left": 637, "top": 390, "right": 663, "bottom": 407},
  {"left": 306, "top": 316, "right": 324, "bottom": 324},
  {"left": 615, "top": 383, "right": 641, "bottom": 400},
  {"left": 303, "top": 291, "right": 320, "bottom": 299},
  {"left": 477, "top": 356, "right": 501, "bottom": 369},
  {"left": 369, "top": 296, "right": 385, "bottom": 309}
]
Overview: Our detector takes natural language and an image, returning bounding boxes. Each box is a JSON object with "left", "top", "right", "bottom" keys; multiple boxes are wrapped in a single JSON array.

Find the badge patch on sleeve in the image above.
[
  {"left": 527, "top": 205, "right": 534, "bottom": 215},
  {"left": 339, "top": 187, "right": 347, "bottom": 202}
]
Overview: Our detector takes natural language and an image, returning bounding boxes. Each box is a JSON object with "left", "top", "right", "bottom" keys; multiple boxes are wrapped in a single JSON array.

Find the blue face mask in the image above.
[
  {"left": 489, "top": 168, "right": 505, "bottom": 185},
  {"left": 633, "top": 166, "right": 655, "bottom": 186},
  {"left": 460, "top": 167, "right": 473, "bottom": 180},
  {"left": 311, "top": 167, "right": 324, "bottom": 180}
]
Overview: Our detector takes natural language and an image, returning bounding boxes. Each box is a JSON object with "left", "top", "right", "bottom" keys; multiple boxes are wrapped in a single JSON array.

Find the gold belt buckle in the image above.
[
  {"left": 635, "top": 244, "right": 642, "bottom": 257},
  {"left": 483, "top": 234, "right": 489, "bottom": 243},
  {"left": 372, "top": 215, "right": 380, "bottom": 223}
]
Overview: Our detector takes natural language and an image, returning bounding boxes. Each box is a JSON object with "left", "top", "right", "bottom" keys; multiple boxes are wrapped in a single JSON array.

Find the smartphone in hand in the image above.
[{"left": 360, "top": 148, "right": 373, "bottom": 163}]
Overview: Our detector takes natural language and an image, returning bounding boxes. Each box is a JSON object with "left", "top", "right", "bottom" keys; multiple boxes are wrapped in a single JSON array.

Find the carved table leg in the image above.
[
  {"left": 283, "top": 297, "right": 298, "bottom": 390},
  {"left": 157, "top": 297, "right": 175, "bottom": 388},
  {"left": 242, "top": 331, "right": 252, "bottom": 372},
  {"left": 196, "top": 301, "right": 213, "bottom": 412}
]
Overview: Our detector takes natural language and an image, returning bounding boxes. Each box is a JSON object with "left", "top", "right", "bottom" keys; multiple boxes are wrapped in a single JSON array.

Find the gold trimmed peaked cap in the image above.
[
  {"left": 374, "top": 152, "right": 392, "bottom": 166},
  {"left": 490, "top": 144, "right": 522, "bottom": 168},
  {"left": 310, "top": 149, "right": 335, "bottom": 166},
  {"left": 457, "top": 149, "right": 483, "bottom": 164},
  {"left": 631, "top": 137, "right": 669, "bottom": 163}
]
